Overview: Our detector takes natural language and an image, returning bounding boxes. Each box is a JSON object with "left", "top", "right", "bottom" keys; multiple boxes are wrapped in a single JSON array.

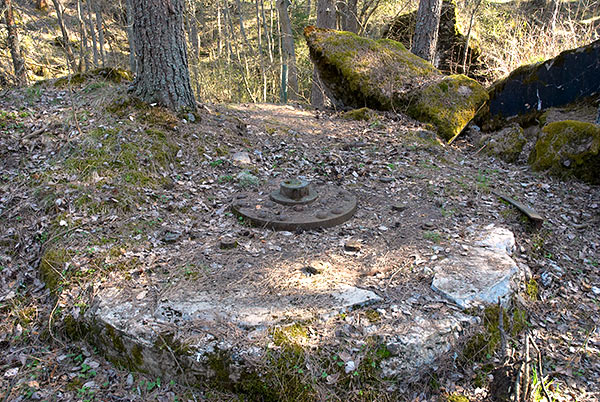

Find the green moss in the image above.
[
  {"left": 54, "top": 68, "right": 132, "bottom": 87},
  {"left": 462, "top": 305, "right": 528, "bottom": 364},
  {"left": 39, "top": 248, "right": 74, "bottom": 295},
  {"left": 106, "top": 324, "right": 126, "bottom": 353},
  {"left": 447, "top": 395, "right": 470, "bottom": 402},
  {"left": 131, "top": 344, "right": 144, "bottom": 367},
  {"left": 304, "top": 26, "right": 439, "bottom": 109},
  {"left": 408, "top": 74, "right": 489, "bottom": 142},
  {"left": 271, "top": 323, "right": 309, "bottom": 347},
  {"left": 342, "top": 107, "right": 376, "bottom": 121},
  {"left": 526, "top": 278, "right": 539, "bottom": 300},
  {"left": 364, "top": 309, "right": 381, "bottom": 323},
  {"left": 529, "top": 120, "right": 600, "bottom": 183}
]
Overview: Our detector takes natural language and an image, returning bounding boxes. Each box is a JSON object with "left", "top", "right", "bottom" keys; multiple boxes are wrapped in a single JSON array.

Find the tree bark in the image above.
[
  {"left": 76, "top": 0, "right": 89, "bottom": 72},
  {"left": 2, "top": 0, "right": 27, "bottom": 84},
  {"left": 86, "top": 0, "right": 99, "bottom": 67},
  {"left": 310, "top": 0, "right": 335, "bottom": 107},
  {"left": 94, "top": 2, "right": 106, "bottom": 66},
  {"left": 412, "top": 0, "right": 442, "bottom": 64},
  {"left": 276, "top": 0, "right": 297, "bottom": 102},
  {"left": 125, "top": 0, "right": 136, "bottom": 72},
  {"left": 339, "top": 0, "right": 358, "bottom": 33},
  {"left": 130, "top": 0, "right": 196, "bottom": 111},
  {"left": 51, "top": 0, "right": 77, "bottom": 72}
]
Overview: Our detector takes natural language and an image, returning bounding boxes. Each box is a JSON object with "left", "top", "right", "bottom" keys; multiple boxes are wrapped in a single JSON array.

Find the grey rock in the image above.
[{"left": 431, "top": 245, "right": 519, "bottom": 309}]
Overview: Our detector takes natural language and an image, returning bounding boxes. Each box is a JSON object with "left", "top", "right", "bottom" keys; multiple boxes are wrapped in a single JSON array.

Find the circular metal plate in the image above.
[{"left": 231, "top": 185, "right": 357, "bottom": 231}]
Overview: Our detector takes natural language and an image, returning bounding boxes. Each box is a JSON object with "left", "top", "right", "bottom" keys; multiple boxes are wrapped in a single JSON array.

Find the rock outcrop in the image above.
[
  {"left": 529, "top": 120, "right": 600, "bottom": 184},
  {"left": 431, "top": 225, "right": 525, "bottom": 309},
  {"left": 478, "top": 39, "right": 600, "bottom": 131},
  {"left": 304, "top": 26, "right": 488, "bottom": 142}
]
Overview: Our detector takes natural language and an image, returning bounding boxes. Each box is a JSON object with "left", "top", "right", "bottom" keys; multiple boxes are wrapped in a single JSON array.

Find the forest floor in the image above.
[{"left": 0, "top": 76, "right": 599, "bottom": 401}]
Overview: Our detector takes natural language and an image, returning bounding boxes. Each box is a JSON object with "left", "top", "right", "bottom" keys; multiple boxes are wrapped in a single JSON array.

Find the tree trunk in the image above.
[
  {"left": 95, "top": 3, "right": 106, "bottom": 66},
  {"left": 125, "top": 0, "right": 136, "bottom": 72},
  {"left": 310, "top": 0, "right": 335, "bottom": 107},
  {"left": 130, "top": 0, "right": 196, "bottom": 111},
  {"left": 339, "top": 0, "right": 358, "bottom": 32},
  {"left": 76, "top": 0, "right": 89, "bottom": 72},
  {"left": 2, "top": 0, "right": 27, "bottom": 84},
  {"left": 276, "top": 0, "right": 297, "bottom": 102},
  {"left": 412, "top": 0, "right": 442, "bottom": 64},
  {"left": 186, "top": 0, "right": 200, "bottom": 95},
  {"left": 51, "top": 0, "right": 77, "bottom": 72},
  {"left": 86, "top": 0, "right": 99, "bottom": 67}
]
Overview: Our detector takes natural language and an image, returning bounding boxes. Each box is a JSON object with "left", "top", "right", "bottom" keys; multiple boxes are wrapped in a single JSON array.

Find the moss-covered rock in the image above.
[
  {"left": 304, "top": 27, "right": 488, "bottom": 142},
  {"left": 304, "top": 26, "right": 440, "bottom": 109},
  {"left": 341, "top": 107, "right": 377, "bottom": 121},
  {"left": 408, "top": 74, "right": 489, "bottom": 141},
  {"left": 529, "top": 120, "right": 600, "bottom": 183},
  {"left": 480, "top": 123, "right": 527, "bottom": 163}
]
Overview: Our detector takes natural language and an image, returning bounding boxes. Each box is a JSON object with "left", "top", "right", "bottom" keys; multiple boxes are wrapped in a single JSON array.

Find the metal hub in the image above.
[{"left": 231, "top": 179, "right": 357, "bottom": 231}]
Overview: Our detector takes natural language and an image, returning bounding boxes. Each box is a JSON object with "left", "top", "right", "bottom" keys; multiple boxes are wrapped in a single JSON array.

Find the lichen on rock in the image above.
[{"left": 529, "top": 120, "right": 600, "bottom": 184}]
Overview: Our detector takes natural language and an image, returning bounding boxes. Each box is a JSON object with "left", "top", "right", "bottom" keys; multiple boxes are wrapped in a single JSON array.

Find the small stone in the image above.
[
  {"left": 344, "top": 360, "right": 356, "bottom": 374},
  {"left": 344, "top": 240, "right": 362, "bottom": 252},
  {"left": 421, "top": 222, "right": 435, "bottom": 230},
  {"left": 379, "top": 176, "right": 394, "bottom": 183},
  {"left": 163, "top": 231, "right": 180, "bottom": 243},
  {"left": 219, "top": 238, "right": 237, "bottom": 250},
  {"left": 232, "top": 151, "right": 252, "bottom": 166},
  {"left": 391, "top": 204, "right": 407, "bottom": 212},
  {"left": 305, "top": 261, "right": 330, "bottom": 275},
  {"left": 293, "top": 205, "right": 304, "bottom": 212},
  {"left": 331, "top": 208, "right": 344, "bottom": 215},
  {"left": 126, "top": 373, "right": 134, "bottom": 388},
  {"left": 592, "top": 286, "right": 600, "bottom": 295}
]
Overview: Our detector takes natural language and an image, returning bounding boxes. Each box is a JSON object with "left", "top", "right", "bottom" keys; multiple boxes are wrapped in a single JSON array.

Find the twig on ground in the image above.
[{"left": 528, "top": 333, "right": 552, "bottom": 402}]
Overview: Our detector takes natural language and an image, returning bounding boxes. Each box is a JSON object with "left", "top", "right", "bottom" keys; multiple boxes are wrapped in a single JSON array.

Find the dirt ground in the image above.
[{"left": 1, "top": 77, "right": 599, "bottom": 401}]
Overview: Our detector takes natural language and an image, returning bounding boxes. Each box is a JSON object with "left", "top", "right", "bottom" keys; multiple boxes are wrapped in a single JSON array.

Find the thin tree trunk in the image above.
[
  {"left": 51, "top": 0, "right": 77, "bottom": 72},
  {"left": 94, "top": 3, "right": 106, "bottom": 66},
  {"left": 76, "top": 0, "right": 89, "bottom": 72},
  {"left": 255, "top": 0, "right": 267, "bottom": 101},
  {"left": 130, "top": 0, "right": 196, "bottom": 111},
  {"left": 235, "top": 0, "right": 254, "bottom": 55},
  {"left": 276, "top": 0, "right": 297, "bottom": 101},
  {"left": 462, "top": 0, "right": 482, "bottom": 74},
  {"left": 260, "top": 0, "right": 273, "bottom": 63},
  {"left": 310, "top": 0, "right": 335, "bottom": 107},
  {"left": 186, "top": 0, "right": 200, "bottom": 96},
  {"left": 412, "top": 0, "right": 443, "bottom": 64},
  {"left": 217, "top": 3, "right": 223, "bottom": 56},
  {"left": 125, "top": 0, "right": 136, "bottom": 72},
  {"left": 86, "top": 0, "right": 99, "bottom": 67},
  {"left": 340, "top": 0, "right": 358, "bottom": 32},
  {"left": 2, "top": 0, "right": 27, "bottom": 84}
]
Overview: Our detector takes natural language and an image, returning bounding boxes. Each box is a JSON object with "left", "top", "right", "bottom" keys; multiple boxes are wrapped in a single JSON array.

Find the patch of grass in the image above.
[{"left": 423, "top": 231, "right": 442, "bottom": 243}]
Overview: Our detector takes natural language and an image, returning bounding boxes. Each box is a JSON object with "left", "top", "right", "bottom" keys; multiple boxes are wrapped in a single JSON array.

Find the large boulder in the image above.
[
  {"left": 529, "top": 120, "right": 600, "bottom": 184},
  {"left": 304, "top": 26, "right": 489, "bottom": 142},
  {"left": 478, "top": 39, "right": 600, "bottom": 131}
]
